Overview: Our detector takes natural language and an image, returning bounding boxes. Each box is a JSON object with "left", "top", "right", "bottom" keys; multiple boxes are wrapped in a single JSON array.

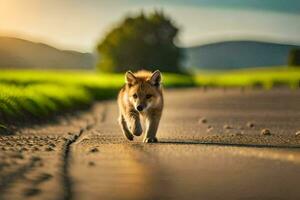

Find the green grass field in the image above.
[
  {"left": 0, "top": 66, "right": 299, "bottom": 128},
  {"left": 0, "top": 70, "right": 194, "bottom": 126},
  {"left": 195, "top": 66, "right": 300, "bottom": 88}
]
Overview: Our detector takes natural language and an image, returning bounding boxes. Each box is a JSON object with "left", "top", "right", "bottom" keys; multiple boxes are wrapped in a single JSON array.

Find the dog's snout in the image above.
[{"left": 137, "top": 105, "right": 144, "bottom": 111}]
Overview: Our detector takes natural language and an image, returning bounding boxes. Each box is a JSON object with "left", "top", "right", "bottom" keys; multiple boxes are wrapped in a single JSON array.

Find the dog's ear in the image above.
[
  {"left": 125, "top": 71, "right": 136, "bottom": 86},
  {"left": 150, "top": 70, "right": 162, "bottom": 87}
]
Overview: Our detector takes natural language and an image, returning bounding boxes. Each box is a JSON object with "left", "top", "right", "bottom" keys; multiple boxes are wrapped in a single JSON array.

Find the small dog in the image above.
[{"left": 118, "top": 70, "right": 163, "bottom": 143}]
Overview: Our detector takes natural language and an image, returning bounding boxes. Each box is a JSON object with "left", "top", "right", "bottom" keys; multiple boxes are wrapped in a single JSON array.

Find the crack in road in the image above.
[
  {"left": 60, "top": 104, "right": 103, "bottom": 200},
  {"left": 61, "top": 128, "right": 84, "bottom": 200}
]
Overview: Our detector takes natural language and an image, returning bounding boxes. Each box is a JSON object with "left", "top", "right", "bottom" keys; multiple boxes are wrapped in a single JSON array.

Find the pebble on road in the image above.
[
  {"left": 247, "top": 122, "right": 255, "bottom": 128},
  {"left": 198, "top": 117, "right": 207, "bottom": 124},
  {"left": 261, "top": 129, "right": 271, "bottom": 136}
]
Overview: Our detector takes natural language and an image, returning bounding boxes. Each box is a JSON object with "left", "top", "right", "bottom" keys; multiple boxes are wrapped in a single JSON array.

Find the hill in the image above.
[
  {"left": 184, "top": 41, "right": 300, "bottom": 70},
  {"left": 2, "top": 37, "right": 299, "bottom": 71},
  {"left": 0, "top": 37, "right": 94, "bottom": 69}
]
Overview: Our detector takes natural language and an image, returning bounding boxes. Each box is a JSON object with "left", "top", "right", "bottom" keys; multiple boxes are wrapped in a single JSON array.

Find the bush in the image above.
[
  {"left": 97, "top": 11, "right": 182, "bottom": 73},
  {"left": 288, "top": 49, "right": 300, "bottom": 66}
]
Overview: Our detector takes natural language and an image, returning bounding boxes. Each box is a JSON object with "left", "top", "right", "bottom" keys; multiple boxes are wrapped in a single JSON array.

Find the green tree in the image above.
[
  {"left": 288, "top": 49, "right": 300, "bottom": 66},
  {"left": 97, "top": 11, "right": 182, "bottom": 73}
]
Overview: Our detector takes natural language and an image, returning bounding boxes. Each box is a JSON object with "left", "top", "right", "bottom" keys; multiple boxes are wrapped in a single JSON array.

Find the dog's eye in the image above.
[
  {"left": 133, "top": 94, "right": 138, "bottom": 99},
  {"left": 146, "top": 94, "right": 152, "bottom": 99}
]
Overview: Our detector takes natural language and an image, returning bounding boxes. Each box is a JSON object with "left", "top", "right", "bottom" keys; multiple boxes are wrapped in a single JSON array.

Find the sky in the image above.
[{"left": 0, "top": 0, "right": 299, "bottom": 52}]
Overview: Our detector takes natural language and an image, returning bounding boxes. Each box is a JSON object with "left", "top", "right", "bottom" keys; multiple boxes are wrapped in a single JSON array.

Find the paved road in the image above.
[{"left": 1, "top": 88, "right": 300, "bottom": 200}]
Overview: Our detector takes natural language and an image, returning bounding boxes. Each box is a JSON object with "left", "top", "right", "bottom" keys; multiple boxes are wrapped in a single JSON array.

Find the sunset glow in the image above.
[{"left": 0, "top": 0, "right": 299, "bottom": 52}]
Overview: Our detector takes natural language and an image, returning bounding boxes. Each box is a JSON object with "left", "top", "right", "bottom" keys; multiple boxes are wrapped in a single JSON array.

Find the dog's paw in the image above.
[
  {"left": 125, "top": 133, "right": 134, "bottom": 141},
  {"left": 130, "top": 124, "right": 143, "bottom": 136},
  {"left": 143, "top": 137, "right": 158, "bottom": 143},
  {"left": 122, "top": 131, "right": 134, "bottom": 141},
  {"left": 132, "top": 127, "right": 143, "bottom": 136}
]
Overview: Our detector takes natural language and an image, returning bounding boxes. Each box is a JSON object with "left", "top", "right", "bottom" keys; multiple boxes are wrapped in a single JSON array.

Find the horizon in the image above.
[
  {"left": 1, "top": 0, "right": 299, "bottom": 52},
  {"left": 2, "top": 35, "right": 300, "bottom": 54}
]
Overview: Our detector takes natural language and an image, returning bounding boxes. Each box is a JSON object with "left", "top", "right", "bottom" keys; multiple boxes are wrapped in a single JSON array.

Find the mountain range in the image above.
[
  {"left": 0, "top": 36, "right": 299, "bottom": 70},
  {"left": 183, "top": 41, "right": 300, "bottom": 70}
]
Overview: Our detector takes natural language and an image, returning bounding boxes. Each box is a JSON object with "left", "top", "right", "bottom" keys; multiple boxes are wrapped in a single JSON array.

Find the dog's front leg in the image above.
[
  {"left": 126, "top": 110, "right": 143, "bottom": 136},
  {"left": 143, "top": 113, "right": 161, "bottom": 143}
]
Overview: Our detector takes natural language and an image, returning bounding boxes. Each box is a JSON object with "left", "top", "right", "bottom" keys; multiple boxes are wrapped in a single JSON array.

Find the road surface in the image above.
[{"left": 0, "top": 88, "right": 300, "bottom": 200}]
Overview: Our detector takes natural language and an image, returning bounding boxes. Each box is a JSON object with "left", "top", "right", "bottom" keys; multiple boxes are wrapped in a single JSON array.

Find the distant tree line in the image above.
[{"left": 289, "top": 49, "right": 300, "bottom": 66}]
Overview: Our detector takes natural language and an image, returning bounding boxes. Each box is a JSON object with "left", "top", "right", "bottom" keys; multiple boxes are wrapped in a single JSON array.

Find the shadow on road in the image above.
[{"left": 158, "top": 139, "right": 300, "bottom": 149}]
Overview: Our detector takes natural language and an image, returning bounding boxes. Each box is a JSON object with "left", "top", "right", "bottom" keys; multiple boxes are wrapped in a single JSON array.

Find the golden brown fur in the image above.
[{"left": 118, "top": 70, "right": 164, "bottom": 143}]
